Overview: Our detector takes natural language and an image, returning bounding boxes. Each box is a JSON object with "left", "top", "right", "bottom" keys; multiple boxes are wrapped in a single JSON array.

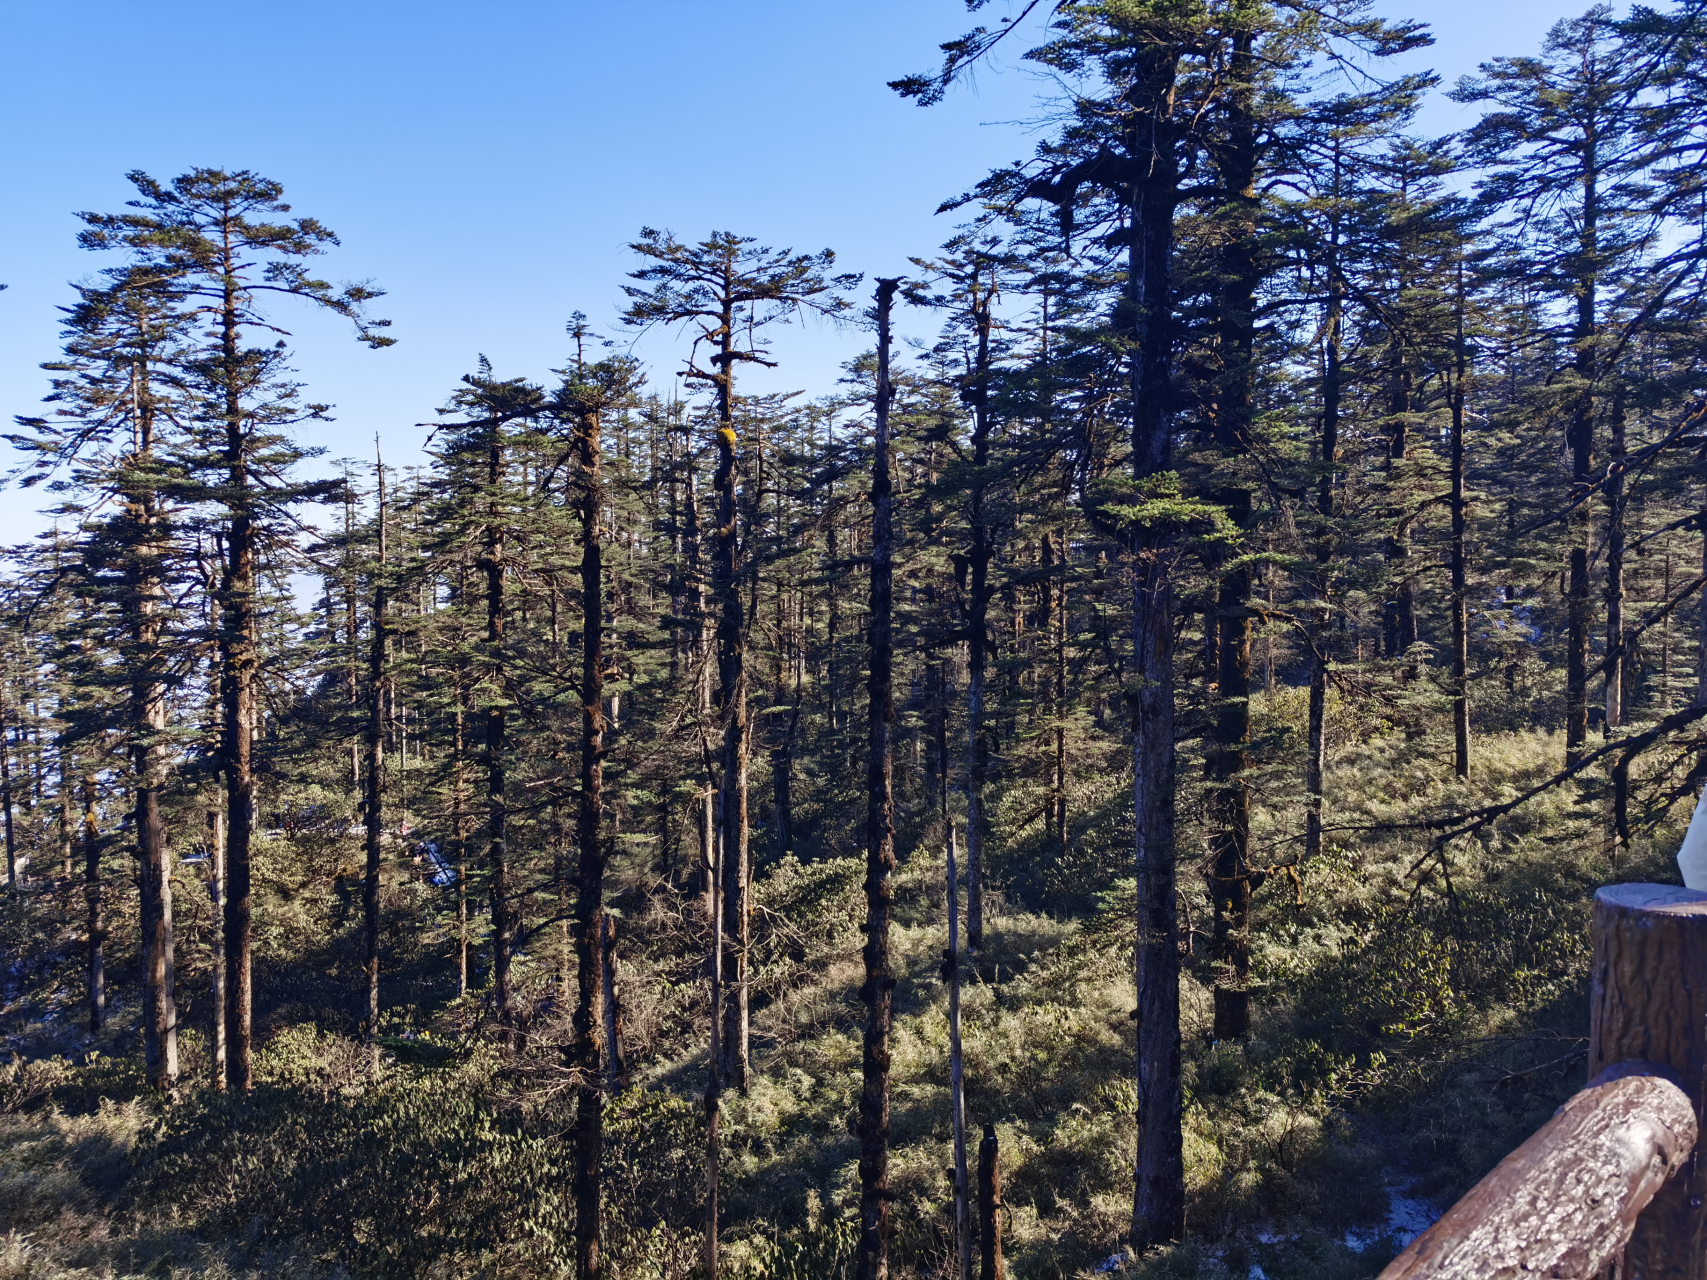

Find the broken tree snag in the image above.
[
  {"left": 1377, "top": 1067, "right": 1695, "bottom": 1280},
  {"left": 1589, "top": 883, "right": 1707, "bottom": 1275},
  {"left": 978, "top": 1124, "right": 1003, "bottom": 1280},
  {"left": 600, "top": 914, "right": 627, "bottom": 1091}
]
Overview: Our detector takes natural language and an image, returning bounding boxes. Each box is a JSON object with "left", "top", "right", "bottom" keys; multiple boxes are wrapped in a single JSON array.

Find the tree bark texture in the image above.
[
  {"left": 1127, "top": 51, "right": 1187, "bottom": 1249},
  {"left": 978, "top": 1124, "right": 1004, "bottom": 1280},
  {"left": 1377, "top": 1066, "right": 1694, "bottom": 1280},
  {"left": 206, "top": 808, "right": 226, "bottom": 1087},
  {"left": 483, "top": 427, "right": 513, "bottom": 1033},
  {"left": 84, "top": 774, "right": 103, "bottom": 1034},
  {"left": 1566, "top": 144, "right": 1599, "bottom": 759},
  {"left": 363, "top": 457, "right": 388, "bottom": 1073},
  {"left": 218, "top": 270, "right": 258, "bottom": 1093},
  {"left": 2, "top": 696, "right": 16, "bottom": 894},
  {"left": 601, "top": 915, "right": 626, "bottom": 1092},
  {"left": 964, "top": 264, "right": 995, "bottom": 954},
  {"left": 571, "top": 396, "right": 608, "bottom": 1280},
  {"left": 1209, "top": 34, "right": 1260, "bottom": 1040},
  {"left": 948, "top": 822, "right": 971, "bottom": 1280},
  {"left": 1307, "top": 218, "right": 1339, "bottom": 864},
  {"left": 712, "top": 300, "right": 752, "bottom": 1092},
  {"left": 857, "top": 278, "right": 901, "bottom": 1280},
  {"left": 1449, "top": 288, "right": 1471, "bottom": 780},
  {"left": 1605, "top": 397, "right": 1627, "bottom": 732},
  {"left": 134, "top": 443, "right": 177, "bottom": 1089},
  {"left": 705, "top": 804, "right": 724, "bottom": 1280},
  {"left": 1588, "top": 882, "right": 1707, "bottom": 1275}
]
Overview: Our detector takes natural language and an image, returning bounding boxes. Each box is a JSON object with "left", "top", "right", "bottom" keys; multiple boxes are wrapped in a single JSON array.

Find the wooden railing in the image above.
[{"left": 1380, "top": 884, "right": 1707, "bottom": 1279}]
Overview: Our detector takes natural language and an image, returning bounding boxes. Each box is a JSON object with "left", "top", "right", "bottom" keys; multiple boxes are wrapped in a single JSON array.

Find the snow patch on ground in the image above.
[{"left": 1242, "top": 1174, "right": 1440, "bottom": 1279}]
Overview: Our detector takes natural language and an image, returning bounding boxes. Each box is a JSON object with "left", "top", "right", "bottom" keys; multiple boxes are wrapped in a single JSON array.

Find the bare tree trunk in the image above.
[
  {"left": 705, "top": 805, "right": 724, "bottom": 1280},
  {"left": 965, "top": 266, "right": 995, "bottom": 953},
  {"left": 684, "top": 456, "right": 717, "bottom": 925},
  {"left": 857, "top": 278, "right": 901, "bottom": 1280},
  {"left": 363, "top": 456, "right": 389, "bottom": 1073},
  {"left": 1450, "top": 277, "right": 1471, "bottom": 779},
  {"left": 948, "top": 822, "right": 971, "bottom": 1280},
  {"left": 344, "top": 487, "right": 361, "bottom": 789},
  {"left": 601, "top": 915, "right": 626, "bottom": 1091},
  {"left": 1306, "top": 154, "right": 1344, "bottom": 866},
  {"left": 712, "top": 313, "right": 752, "bottom": 1092},
  {"left": 571, "top": 393, "right": 609, "bottom": 1280},
  {"left": 207, "top": 808, "right": 226, "bottom": 1087},
  {"left": 554, "top": 800, "right": 571, "bottom": 1006},
  {"left": 1605, "top": 397, "right": 1627, "bottom": 734},
  {"left": 221, "top": 499, "right": 257, "bottom": 1092},
  {"left": 1698, "top": 475, "right": 1707, "bottom": 711},
  {"left": 1383, "top": 316, "right": 1417, "bottom": 665},
  {"left": 1127, "top": 48, "right": 1186, "bottom": 1252},
  {"left": 1209, "top": 524, "right": 1254, "bottom": 1040},
  {"left": 453, "top": 691, "right": 470, "bottom": 999},
  {"left": 58, "top": 751, "right": 72, "bottom": 883},
  {"left": 1566, "top": 154, "right": 1599, "bottom": 761},
  {"left": 213, "top": 265, "right": 260, "bottom": 1093},
  {"left": 978, "top": 1124, "right": 1004, "bottom": 1280},
  {"left": 84, "top": 773, "right": 103, "bottom": 1034},
  {"left": 136, "top": 512, "right": 177, "bottom": 1089},
  {"left": 1, "top": 693, "right": 16, "bottom": 894},
  {"left": 1207, "top": 25, "right": 1259, "bottom": 1045},
  {"left": 482, "top": 430, "right": 513, "bottom": 1035}
]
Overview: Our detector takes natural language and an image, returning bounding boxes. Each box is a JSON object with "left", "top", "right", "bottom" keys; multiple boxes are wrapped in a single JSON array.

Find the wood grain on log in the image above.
[
  {"left": 1590, "top": 883, "right": 1707, "bottom": 1277},
  {"left": 1378, "top": 1068, "right": 1695, "bottom": 1280}
]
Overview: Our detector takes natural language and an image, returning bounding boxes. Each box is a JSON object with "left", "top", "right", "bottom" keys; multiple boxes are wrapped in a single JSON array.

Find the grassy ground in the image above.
[{"left": 0, "top": 710, "right": 1695, "bottom": 1278}]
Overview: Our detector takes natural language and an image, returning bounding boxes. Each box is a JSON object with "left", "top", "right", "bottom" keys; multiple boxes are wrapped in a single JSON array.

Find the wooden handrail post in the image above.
[
  {"left": 1378, "top": 1065, "right": 1694, "bottom": 1279},
  {"left": 1591, "top": 883, "right": 1707, "bottom": 1275}
]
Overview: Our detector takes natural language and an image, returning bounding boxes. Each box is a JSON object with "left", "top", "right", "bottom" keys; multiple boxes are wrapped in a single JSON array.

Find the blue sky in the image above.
[{"left": 0, "top": 0, "right": 1593, "bottom": 543}]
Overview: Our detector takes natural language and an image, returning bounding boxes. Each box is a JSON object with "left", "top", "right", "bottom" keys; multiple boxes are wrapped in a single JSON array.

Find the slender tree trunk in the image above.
[
  {"left": 363, "top": 457, "right": 389, "bottom": 1073},
  {"left": 134, "top": 443, "right": 177, "bottom": 1089},
  {"left": 705, "top": 802, "right": 724, "bottom": 1279},
  {"left": 948, "top": 822, "right": 970, "bottom": 1280},
  {"left": 1698, "top": 475, "right": 1707, "bottom": 710},
  {"left": 965, "top": 269, "right": 995, "bottom": 953},
  {"left": 1605, "top": 397, "right": 1627, "bottom": 734},
  {"left": 58, "top": 750, "right": 72, "bottom": 884},
  {"left": 827, "top": 511, "right": 841, "bottom": 734},
  {"left": 1, "top": 696, "right": 16, "bottom": 894},
  {"left": 1566, "top": 147, "right": 1599, "bottom": 760},
  {"left": 978, "top": 1124, "right": 1004, "bottom": 1280},
  {"left": 571, "top": 397, "right": 609, "bottom": 1280},
  {"left": 453, "top": 686, "right": 470, "bottom": 999},
  {"left": 1128, "top": 51, "right": 1186, "bottom": 1251},
  {"left": 857, "top": 279, "right": 901, "bottom": 1280},
  {"left": 712, "top": 303, "right": 752, "bottom": 1092},
  {"left": 1307, "top": 156, "right": 1345, "bottom": 866},
  {"left": 684, "top": 459, "right": 718, "bottom": 924},
  {"left": 1450, "top": 277, "right": 1471, "bottom": 779},
  {"left": 1383, "top": 316, "right": 1417, "bottom": 664},
  {"left": 1209, "top": 500, "right": 1254, "bottom": 1040},
  {"left": 483, "top": 428, "right": 513, "bottom": 1033},
  {"left": 601, "top": 915, "right": 626, "bottom": 1091},
  {"left": 217, "top": 266, "right": 259, "bottom": 1093},
  {"left": 345, "top": 489, "right": 361, "bottom": 789},
  {"left": 207, "top": 808, "right": 226, "bottom": 1088},
  {"left": 84, "top": 773, "right": 103, "bottom": 1033},
  {"left": 1209, "top": 22, "right": 1258, "bottom": 1046},
  {"left": 221, "top": 488, "right": 257, "bottom": 1090}
]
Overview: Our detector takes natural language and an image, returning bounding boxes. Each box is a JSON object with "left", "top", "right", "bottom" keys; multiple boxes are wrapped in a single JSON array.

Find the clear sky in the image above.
[{"left": 0, "top": 0, "right": 1594, "bottom": 544}]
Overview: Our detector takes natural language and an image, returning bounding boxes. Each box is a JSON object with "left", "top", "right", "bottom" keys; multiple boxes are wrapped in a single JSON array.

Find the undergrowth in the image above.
[{"left": 0, "top": 710, "right": 1695, "bottom": 1279}]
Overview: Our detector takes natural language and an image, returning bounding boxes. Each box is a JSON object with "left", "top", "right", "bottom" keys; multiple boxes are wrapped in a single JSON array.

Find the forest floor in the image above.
[{"left": 0, "top": 715, "right": 1693, "bottom": 1279}]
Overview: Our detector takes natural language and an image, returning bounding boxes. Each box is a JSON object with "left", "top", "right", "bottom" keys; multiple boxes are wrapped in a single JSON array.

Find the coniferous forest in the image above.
[{"left": 2, "top": 2, "right": 1707, "bottom": 1277}]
